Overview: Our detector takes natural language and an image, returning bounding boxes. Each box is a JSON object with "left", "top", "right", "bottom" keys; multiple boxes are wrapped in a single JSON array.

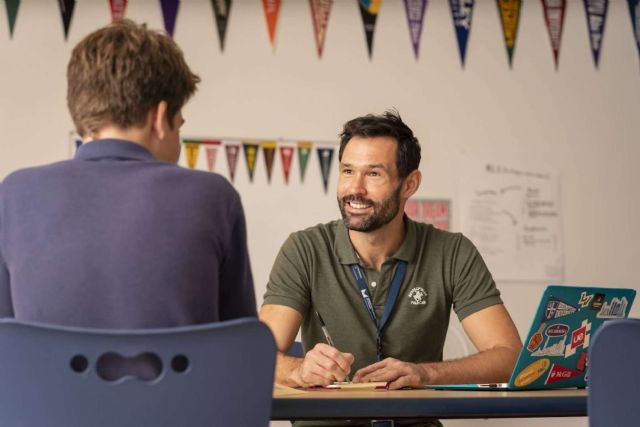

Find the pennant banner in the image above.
[
  {"left": 497, "top": 0, "right": 522, "bottom": 68},
  {"left": 279, "top": 145, "right": 295, "bottom": 184},
  {"left": 4, "top": 0, "right": 19, "bottom": 37},
  {"left": 205, "top": 146, "right": 218, "bottom": 172},
  {"left": 262, "top": 141, "right": 277, "bottom": 183},
  {"left": 297, "top": 142, "right": 313, "bottom": 182},
  {"left": 160, "top": 0, "right": 180, "bottom": 37},
  {"left": 317, "top": 147, "right": 334, "bottom": 193},
  {"left": 262, "top": 0, "right": 281, "bottom": 48},
  {"left": 358, "top": 0, "right": 382, "bottom": 58},
  {"left": 404, "top": 0, "right": 427, "bottom": 59},
  {"left": 630, "top": 0, "right": 640, "bottom": 62},
  {"left": 109, "top": 0, "right": 128, "bottom": 22},
  {"left": 211, "top": 0, "right": 232, "bottom": 51},
  {"left": 310, "top": 0, "right": 333, "bottom": 58},
  {"left": 541, "top": 0, "right": 566, "bottom": 69},
  {"left": 58, "top": 0, "right": 76, "bottom": 40},
  {"left": 583, "top": 0, "right": 609, "bottom": 68},
  {"left": 183, "top": 143, "right": 200, "bottom": 169},
  {"left": 243, "top": 143, "right": 259, "bottom": 182},
  {"left": 225, "top": 144, "right": 240, "bottom": 182},
  {"left": 449, "top": 0, "right": 475, "bottom": 66}
]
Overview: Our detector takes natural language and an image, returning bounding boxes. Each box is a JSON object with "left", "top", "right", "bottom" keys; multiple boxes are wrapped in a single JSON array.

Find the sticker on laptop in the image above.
[
  {"left": 514, "top": 358, "right": 551, "bottom": 387},
  {"left": 576, "top": 351, "right": 588, "bottom": 372},
  {"left": 596, "top": 296, "right": 630, "bottom": 319},
  {"left": 565, "top": 319, "right": 591, "bottom": 358},
  {"left": 543, "top": 298, "right": 577, "bottom": 321},
  {"left": 590, "top": 293, "right": 605, "bottom": 311},
  {"left": 545, "top": 363, "right": 582, "bottom": 385},
  {"left": 526, "top": 323, "right": 546, "bottom": 352}
]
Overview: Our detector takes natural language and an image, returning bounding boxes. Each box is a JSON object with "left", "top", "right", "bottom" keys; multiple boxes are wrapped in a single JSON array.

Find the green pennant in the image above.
[
  {"left": 5, "top": 0, "right": 20, "bottom": 38},
  {"left": 297, "top": 142, "right": 313, "bottom": 182}
]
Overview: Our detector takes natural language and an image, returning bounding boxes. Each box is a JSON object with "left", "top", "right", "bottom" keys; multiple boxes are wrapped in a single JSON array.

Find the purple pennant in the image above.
[
  {"left": 404, "top": 0, "right": 427, "bottom": 59},
  {"left": 628, "top": 0, "right": 640, "bottom": 63},
  {"left": 448, "top": 0, "right": 474, "bottom": 67},
  {"left": 583, "top": 0, "right": 609, "bottom": 68},
  {"left": 160, "top": 0, "right": 180, "bottom": 37},
  {"left": 58, "top": 0, "right": 76, "bottom": 40}
]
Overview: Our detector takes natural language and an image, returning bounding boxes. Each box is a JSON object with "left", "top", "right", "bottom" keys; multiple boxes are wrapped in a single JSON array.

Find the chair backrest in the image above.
[
  {"left": 588, "top": 318, "right": 640, "bottom": 427},
  {"left": 0, "top": 317, "right": 276, "bottom": 427}
]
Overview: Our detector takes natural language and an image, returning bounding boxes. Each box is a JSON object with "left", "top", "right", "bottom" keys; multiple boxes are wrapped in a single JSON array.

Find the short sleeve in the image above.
[
  {"left": 450, "top": 234, "right": 503, "bottom": 321},
  {"left": 262, "top": 232, "right": 312, "bottom": 316}
]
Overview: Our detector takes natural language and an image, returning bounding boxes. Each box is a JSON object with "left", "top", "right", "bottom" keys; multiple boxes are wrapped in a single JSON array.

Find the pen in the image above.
[{"left": 315, "top": 311, "right": 350, "bottom": 382}]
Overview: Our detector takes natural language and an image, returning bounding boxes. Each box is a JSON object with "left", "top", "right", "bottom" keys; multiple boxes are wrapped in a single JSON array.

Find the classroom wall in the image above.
[{"left": 1, "top": 2, "right": 639, "bottom": 426}]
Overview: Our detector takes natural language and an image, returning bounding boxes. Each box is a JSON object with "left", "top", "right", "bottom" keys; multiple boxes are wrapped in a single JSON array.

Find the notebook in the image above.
[{"left": 429, "top": 285, "right": 636, "bottom": 391}]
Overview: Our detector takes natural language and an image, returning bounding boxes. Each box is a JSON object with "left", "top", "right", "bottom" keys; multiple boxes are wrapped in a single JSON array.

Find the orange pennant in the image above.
[{"left": 262, "top": 0, "right": 282, "bottom": 48}]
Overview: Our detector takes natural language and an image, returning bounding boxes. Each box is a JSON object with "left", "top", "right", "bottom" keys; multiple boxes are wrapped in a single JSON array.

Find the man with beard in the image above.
[{"left": 260, "top": 112, "right": 521, "bottom": 423}]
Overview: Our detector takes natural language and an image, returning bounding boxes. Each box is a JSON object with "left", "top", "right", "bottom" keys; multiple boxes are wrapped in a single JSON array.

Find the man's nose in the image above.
[{"left": 348, "top": 174, "right": 367, "bottom": 195}]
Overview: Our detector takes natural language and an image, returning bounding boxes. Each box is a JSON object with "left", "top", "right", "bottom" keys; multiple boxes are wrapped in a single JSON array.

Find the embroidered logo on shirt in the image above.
[{"left": 408, "top": 287, "right": 427, "bottom": 305}]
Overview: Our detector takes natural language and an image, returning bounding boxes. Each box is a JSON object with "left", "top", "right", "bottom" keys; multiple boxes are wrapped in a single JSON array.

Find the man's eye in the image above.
[{"left": 342, "top": 169, "right": 353, "bottom": 174}]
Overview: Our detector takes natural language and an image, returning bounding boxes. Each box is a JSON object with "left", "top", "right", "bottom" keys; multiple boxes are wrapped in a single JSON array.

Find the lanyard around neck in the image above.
[{"left": 349, "top": 260, "right": 407, "bottom": 361}]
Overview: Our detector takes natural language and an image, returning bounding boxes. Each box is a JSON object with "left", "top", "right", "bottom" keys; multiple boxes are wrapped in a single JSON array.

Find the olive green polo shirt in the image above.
[{"left": 263, "top": 217, "right": 502, "bottom": 373}]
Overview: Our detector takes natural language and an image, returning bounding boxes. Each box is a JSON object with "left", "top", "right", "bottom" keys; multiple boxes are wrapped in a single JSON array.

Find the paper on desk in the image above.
[
  {"left": 273, "top": 383, "right": 309, "bottom": 396},
  {"left": 308, "top": 381, "right": 388, "bottom": 391}
]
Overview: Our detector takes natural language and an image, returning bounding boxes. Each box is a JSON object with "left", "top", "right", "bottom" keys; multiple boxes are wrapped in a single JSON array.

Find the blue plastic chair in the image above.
[
  {"left": 588, "top": 318, "right": 640, "bottom": 427},
  {"left": 288, "top": 340, "right": 304, "bottom": 357},
  {"left": 0, "top": 317, "right": 276, "bottom": 427}
]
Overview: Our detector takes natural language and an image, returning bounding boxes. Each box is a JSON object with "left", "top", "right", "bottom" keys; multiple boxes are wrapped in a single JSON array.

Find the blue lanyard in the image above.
[{"left": 349, "top": 260, "right": 407, "bottom": 361}]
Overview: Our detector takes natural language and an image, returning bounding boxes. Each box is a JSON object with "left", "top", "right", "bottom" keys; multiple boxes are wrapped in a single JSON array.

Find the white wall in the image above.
[{"left": 2, "top": 1, "right": 639, "bottom": 426}]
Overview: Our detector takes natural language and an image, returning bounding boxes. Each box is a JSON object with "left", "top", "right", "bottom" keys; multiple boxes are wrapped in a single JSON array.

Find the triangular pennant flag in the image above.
[
  {"left": 182, "top": 142, "right": 200, "bottom": 169},
  {"left": 629, "top": 0, "right": 640, "bottom": 63},
  {"left": 58, "top": 0, "right": 76, "bottom": 40},
  {"left": 160, "top": 0, "right": 180, "bottom": 37},
  {"left": 211, "top": 0, "right": 232, "bottom": 51},
  {"left": 583, "top": 0, "right": 609, "bottom": 68},
  {"left": 545, "top": 363, "right": 582, "bottom": 385},
  {"left": 205, "top": 147, "right": 218, "bottom": 172},
  {"left": 242, "top": 142, "right": 260, "bottom": 182},
  {"left": 262, "top": 141, "right": 277, "bottom": 183},
  {"left": 4, "top": 0, "right": 19, "bottom": 38},
  {"left": 109, "top": 0, "right": 128, "bottom": 22},
  {"left": 262, "top": 0, "right": 281, "bottom": 48},
  {"left": 316, "top": 147, "right": 334, "bottom": 193},
  {"left": 310, "top": 0, "right": 333, "bottom": 58},
  {"left": 279, "top": 145, "right": 295, "bottom": 184},
  {"left": 197, "top": 140, "right": 221, "bottom": 172},
  {"left": 541, "top": 0, "right": 566, "bottom": 69},
  {"left": 404, "top": 0, "right": 427, "bottom": 59},
  {"left": 297, "top": 142, "right": 313, "bottom": 182},
  {"left": 225, "top": 143, "right": 240, "bottom": 182},
  {"left": 448, "top": 0, "right": 475, "bottom": 67},
  {"left": 496, "top": 0, "right": 522, "bottom": 68},
  {"left": 358, "top": 0, "right": 382, "bottom": 59}
]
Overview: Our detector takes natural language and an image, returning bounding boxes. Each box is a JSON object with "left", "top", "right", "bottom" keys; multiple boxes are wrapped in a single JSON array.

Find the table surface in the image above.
[{"left": 272, "top": 386, "right": 588, "bottom": 420}]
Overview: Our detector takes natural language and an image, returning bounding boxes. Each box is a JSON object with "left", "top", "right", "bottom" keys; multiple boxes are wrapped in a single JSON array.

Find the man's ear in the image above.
[
  {"left": 402, "top": 169, "right": 422, "bottom": 199},
  {"left": 149, "top": 101, "right": 169, "bottom": 141}
]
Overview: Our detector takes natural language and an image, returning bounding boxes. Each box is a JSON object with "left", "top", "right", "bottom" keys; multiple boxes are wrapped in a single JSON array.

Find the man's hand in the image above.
[
  {"left": 291, "top": 343, "right": 355, "bottom": 387},
  {"left": 353, "top": 358, "right": 430, "bottom": 390}
]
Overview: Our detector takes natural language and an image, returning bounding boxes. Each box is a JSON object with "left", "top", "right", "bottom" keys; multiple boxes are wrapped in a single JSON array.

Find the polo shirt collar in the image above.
[
  {"left": 75, "top": 139, "right": 156, "bottom": 162},
  {"left": 334, "top": 215, "right": 417, "bottom": 265}
]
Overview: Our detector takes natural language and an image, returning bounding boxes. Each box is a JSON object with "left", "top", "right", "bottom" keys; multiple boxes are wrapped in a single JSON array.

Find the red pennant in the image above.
[
  {"left": 279, "top": 146, "right": 295, "bottom": 184},
  {"left": 109, "top": 0, "right": 128, "bottom": 22},
  {"left": 310, "top": 0, "right": 333, "bottom": 57},
  {"left": 545, "top": 363, "right": 582, "bottom": 385},
  {"left": 225, "top": 144, "right": 240, "bottom": 183}
]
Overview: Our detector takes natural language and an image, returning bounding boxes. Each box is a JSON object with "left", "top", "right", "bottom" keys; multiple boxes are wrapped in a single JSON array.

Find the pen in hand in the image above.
[{"left": 315, "top": 311, "right": 350, "bottom": 382}]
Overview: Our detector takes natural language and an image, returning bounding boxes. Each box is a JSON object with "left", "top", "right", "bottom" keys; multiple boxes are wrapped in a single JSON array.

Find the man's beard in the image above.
[{"left": 338, "top": 185, "right": 402, "bottom": 232}]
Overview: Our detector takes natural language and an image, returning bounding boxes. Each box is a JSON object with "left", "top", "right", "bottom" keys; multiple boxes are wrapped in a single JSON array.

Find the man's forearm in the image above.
[
  {"left": 274, "top": 352, "right": 304, "bottom": 387},
  {"left": 421, "top": 345, "right": 520, "bottom": 385}
]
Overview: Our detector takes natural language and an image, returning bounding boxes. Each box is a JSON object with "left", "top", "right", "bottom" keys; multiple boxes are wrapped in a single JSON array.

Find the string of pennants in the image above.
[
  {"left": 3, "top": 1, "right": 640, "bottom": 68},
  {"left": 181, "top": 138, "right": 336, "bottom": 193}
]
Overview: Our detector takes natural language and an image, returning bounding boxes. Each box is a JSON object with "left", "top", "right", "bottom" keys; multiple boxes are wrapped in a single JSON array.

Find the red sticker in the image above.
[{"left": 545, "top": 363, "right": 582, "bottom": 385}]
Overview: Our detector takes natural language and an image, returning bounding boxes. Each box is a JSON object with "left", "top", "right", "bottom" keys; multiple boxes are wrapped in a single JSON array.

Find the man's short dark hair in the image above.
[{"left": 338, "top": 110, "right": 421, "bottom": 178}]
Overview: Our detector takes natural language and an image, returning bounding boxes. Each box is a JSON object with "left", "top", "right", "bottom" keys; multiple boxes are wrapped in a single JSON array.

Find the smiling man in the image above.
[{"left": 260, "top": 111, "right": 521, "bottom": 427}]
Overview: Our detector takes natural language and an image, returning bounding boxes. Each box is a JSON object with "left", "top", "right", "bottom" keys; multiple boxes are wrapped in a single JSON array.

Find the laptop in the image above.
[{"left": 429, "top": 285, "right": 636, "bottom": 390}]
